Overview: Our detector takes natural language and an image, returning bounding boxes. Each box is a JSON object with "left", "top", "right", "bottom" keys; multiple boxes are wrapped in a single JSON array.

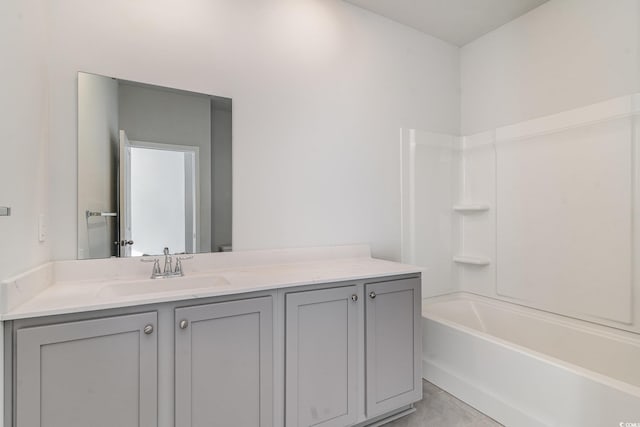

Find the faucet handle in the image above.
[
  {"left": 152, "top": 259, "right": 161, "bottom": 276},
  {"left": 174, "top": 255, "right": 193, "bottom": 275},
  {"left": 141, "top": 258, "right": 162, "bottom": 278}
]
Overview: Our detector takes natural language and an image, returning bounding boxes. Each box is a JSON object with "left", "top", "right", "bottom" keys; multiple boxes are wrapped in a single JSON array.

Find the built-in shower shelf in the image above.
[
  {"left": 453, "top": 255, "right": 491, "bottom": 266},
  {"left": 452, "top": 204, "right": 490, "bottom": 213}
]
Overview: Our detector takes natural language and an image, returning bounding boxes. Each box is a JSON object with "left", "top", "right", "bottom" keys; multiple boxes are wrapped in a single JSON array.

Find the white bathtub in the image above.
[{"left": 422, "top": 294, "right": 640, "bottom": 427}]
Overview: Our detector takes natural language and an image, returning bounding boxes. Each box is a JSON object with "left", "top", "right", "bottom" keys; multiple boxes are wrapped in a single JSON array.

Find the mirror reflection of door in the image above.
[
  {"left": 119, "top": 130, "right": 133, "bottom": 257},
  {"left": 77, "top": 73, "right": 232, "bottom": 260},
  {"left": 120, "top": 130, "right": 199, "bottom": 257}
]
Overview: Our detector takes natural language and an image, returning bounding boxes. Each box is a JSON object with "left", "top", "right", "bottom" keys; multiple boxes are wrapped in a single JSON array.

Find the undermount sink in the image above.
[{"left": 97, "top": 275, "right": 230, "bottom": 298}]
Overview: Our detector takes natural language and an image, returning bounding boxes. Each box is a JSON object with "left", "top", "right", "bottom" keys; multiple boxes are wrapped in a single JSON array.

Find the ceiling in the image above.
[{"left": 345, "top": 0, "right": 549, "bottom": 46}]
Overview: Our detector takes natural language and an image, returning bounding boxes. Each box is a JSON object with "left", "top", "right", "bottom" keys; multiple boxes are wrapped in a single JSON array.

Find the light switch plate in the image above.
[
  {"left": 38, "top": 214, "right": 47, "bottom": 242},
  {"left": 0, "top": 206, "right": 10, "bottom": 216}
]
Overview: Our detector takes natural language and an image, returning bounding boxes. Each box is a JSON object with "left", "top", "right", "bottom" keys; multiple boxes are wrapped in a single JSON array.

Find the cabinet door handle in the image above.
[
  {"left": 369, "top": 291, "right": 376, "bottom": 299},
  {"left": 351, "top": 294, "right": 358, "bottom": 302},
  {"left": 179, "top": 319, "right": 189, "bottom": 329},
  {"left": 143, "top": 324, "right": 154, "bottom": 334}
]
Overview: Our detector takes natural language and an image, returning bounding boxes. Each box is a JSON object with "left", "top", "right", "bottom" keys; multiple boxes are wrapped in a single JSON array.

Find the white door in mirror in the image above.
[{"left": 119, "top": 130, "right": 133, "bottom": 257}]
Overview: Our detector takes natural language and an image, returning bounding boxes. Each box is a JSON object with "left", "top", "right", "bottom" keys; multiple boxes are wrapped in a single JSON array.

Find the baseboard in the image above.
[{"left": 352, "top": 405, "right": 415, "bottom": 427}]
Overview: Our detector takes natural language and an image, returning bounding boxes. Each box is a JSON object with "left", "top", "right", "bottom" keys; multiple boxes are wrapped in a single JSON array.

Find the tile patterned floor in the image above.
[{"left": 384, "top": 381, "right": 503, "bottom": 427}]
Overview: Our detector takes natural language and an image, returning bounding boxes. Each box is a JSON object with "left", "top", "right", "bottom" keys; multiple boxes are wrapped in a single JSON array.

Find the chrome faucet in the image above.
[
  {"left": 141, "top": 247, "right": 193, "bottom": 279},
  {"left": 163, "top": 247, "right": 173, "bottom": 274}
]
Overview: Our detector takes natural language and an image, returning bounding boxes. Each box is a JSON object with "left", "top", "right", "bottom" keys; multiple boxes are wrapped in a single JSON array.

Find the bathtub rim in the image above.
[{"left": 422, "top": 292, "right": 640, "bottom": 399}]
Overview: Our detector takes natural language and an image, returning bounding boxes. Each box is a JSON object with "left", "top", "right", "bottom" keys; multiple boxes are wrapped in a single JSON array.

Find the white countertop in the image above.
[{"left": 0, "top": 246, "right": 422, "bottom": 320}]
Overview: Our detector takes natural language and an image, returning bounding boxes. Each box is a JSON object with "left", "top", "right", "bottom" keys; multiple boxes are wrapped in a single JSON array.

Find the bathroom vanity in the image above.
[{"left": 0, "top": 246, "right": 422, "bottom": 427}]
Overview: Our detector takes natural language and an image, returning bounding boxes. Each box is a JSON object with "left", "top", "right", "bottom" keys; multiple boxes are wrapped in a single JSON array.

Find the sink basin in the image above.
[{"left": 97, "top": 275, "right": 230, "bottom": 298}]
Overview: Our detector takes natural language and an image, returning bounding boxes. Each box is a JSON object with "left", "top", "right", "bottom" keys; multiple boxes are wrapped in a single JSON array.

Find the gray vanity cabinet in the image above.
[
  {"left": 15, "top": 312, "right": 158, "bottom": 427},
  {"left": 365, "top": 278, "right": 421, "bottom": 417},
  {"left": 174, "top": 296, "right": 273, "bottom": 427},
  {"left": 9, "top": 274, "right": 420, "bottom": 427},
  {"left": 285, "top": 286, "right": 360, "bottom": 427}
]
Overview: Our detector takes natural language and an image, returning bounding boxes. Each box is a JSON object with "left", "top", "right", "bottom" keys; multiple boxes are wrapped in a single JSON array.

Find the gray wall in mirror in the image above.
[{"left": 77, "top": 72, "right": 232, "bottom": 259}]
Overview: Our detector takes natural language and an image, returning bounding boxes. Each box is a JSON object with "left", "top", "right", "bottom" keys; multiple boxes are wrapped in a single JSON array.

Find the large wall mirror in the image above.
[{"left": 77, "top": 72, "right": 232, "bottom": 259}]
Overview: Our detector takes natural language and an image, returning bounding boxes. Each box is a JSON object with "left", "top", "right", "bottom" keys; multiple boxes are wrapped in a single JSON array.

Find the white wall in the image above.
[
  {"left": 46, "top": 0, "right": 460, "bottom": 263},
  {"left": 495, "top": 115, "right": 634, "bottom": 325},
  {"left": 457, "top": 0, "right": 640, "bottom": 331},
  {"left": 400, "top": 129, "right": 461, "bottom": 298},
  {"left": 118, "top": 83, "right": 212, "bottom": 252},
  {"left": 456, "top": 97, "right": 640, "bottom": 333},
  {"left": 0, "top": 0, "right": 50, "bottom": 280},
  {"left": 77, "top": 73, "right": 119, "bottom": 259},
  {"left": 461, "top": 0, "right": 640, "bottom": 135}
]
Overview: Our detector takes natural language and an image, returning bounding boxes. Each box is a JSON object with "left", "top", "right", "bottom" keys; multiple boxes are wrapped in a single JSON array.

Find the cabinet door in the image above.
[
  {"left": 16, "top": 312, "right": 158, "bottom": 427},
  {"left": 365, "top": 278, "right": 421, "bottom": 417},
  {"left": 175, "top": 296, "right": 273, "bottom": 427},
  {"left": 285, "top": 286, "right": 359, "bottom": 427}
]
